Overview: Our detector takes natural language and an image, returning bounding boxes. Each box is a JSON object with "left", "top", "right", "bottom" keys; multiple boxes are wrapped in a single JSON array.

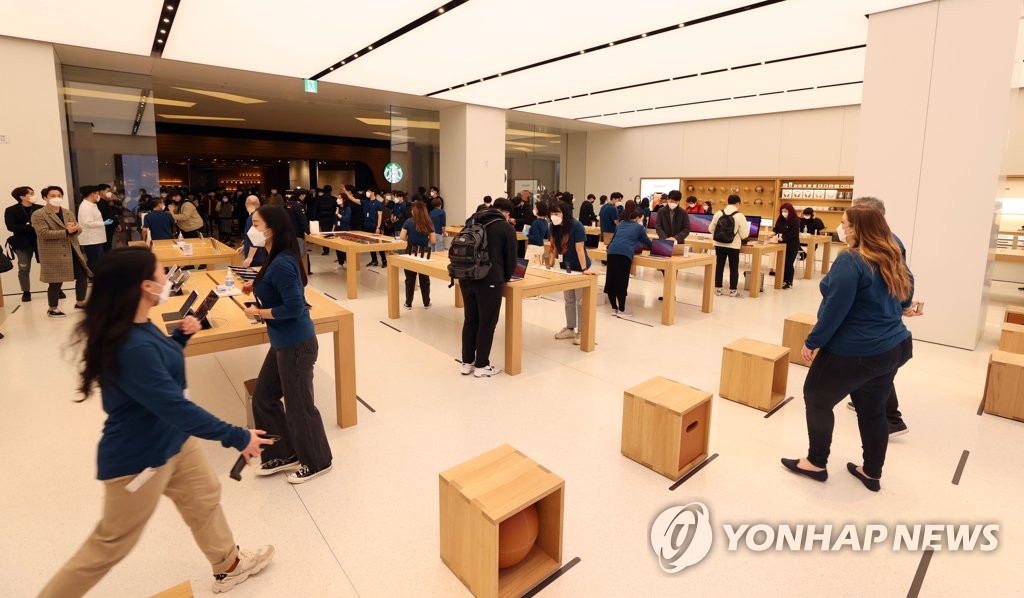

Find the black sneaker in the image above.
[
  {"left": 74, "top": 302, "right": 87, "bottom": 310},
  {"left": 21, "top": 292, "right": 31, "bottom": 302},
  {"left": 367, "top": 261, "right": 379, "bottom": 267},
  {"left": 58, "top": 290, "right": 67, "bottom": 299},
  {"left": 48, "top": 309, "right": 67, "bottom": 318},
  {"left": 287, "top": 464, "right": 332, "bottom": 484},
  {"left": 889, "top": 422, "right": 909, "bottom": 437},
  {"left": 255, "top": 456, "right": 300, "bottom": 476},
  {"left": 782, "top": 282, "right": 792, "bottom": 290}
]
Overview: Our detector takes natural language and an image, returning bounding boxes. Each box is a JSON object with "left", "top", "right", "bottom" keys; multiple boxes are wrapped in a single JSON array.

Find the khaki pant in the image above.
[
  {"left": 602, "top": 232, "right": 614, "bottom": 246},
  {"left": 39, "top": 438, "right": 239, "bottom": 598}
]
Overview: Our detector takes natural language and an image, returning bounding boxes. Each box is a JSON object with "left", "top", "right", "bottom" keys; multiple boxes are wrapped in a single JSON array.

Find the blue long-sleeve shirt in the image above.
[
  {"left": 804, "top": 250, "right": 912, "bottom": 356},
  {"left": 254, "top": 253, "right": 315, "bottom": 349},
  {"left": 97, "top": 323, "right": 249, "bottom": 480},
  {"left": 607, "top": 220, "right": 653, "bottom": 258},
  {"left": 599, "top": 202, "right": 618, "bottom": 234},
  {"left": 527, "top": 218, "right": 549, "bottom": 246}
]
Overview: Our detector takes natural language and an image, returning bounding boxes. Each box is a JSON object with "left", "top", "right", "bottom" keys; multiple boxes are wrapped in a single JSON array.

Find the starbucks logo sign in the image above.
[{"left": 383, "top": 162, "right": 404, "bottom": 184}]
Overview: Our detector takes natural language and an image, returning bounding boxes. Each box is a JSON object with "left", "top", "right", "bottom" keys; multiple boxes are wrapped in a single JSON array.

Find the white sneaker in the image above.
[
  {"left": 617, "top": 310, "right": 634, "bottom": 318},
  {"left": 460, "top": 362, "right": 475, "bottom": 375},
  {"left": 554, "top": 327, "right": 575, "bottom": 340},
  {"left": 573, "top": 332, "right": 582, "bottom": 345},
  {"left": 341, "top": 263, "right": 347, "bottom": 269},
  {"left": 474, "top": 365, "right": 502, "bottom": 378},
  {"left": 729, "top": 290, "right": 741, "bottom": 298},
  {"left": 715, "top": 288, "right": 723, "bottom": 296},
  {"left": 333, "top": 264, "right": 344, "bottom": 272},
  {"left": 611, "top": 308, "right": 619, "bottom": 315},
  {"left": 212, "top": 545, "right": 275, "bottom": 593}
]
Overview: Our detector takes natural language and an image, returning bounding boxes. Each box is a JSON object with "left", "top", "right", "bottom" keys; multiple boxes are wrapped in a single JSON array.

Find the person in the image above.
[
  {"left": 77, "top": 185, "right": 108, "bottom": 272},
  {"left": 400, "top": 201, "right": 436, "bottom": 310},
  {"left": 332, "top": 193, "right": 354, "bottom": 270},
  {"left": 429, "top": 196, "right": 446, "bottom": 253},
  {"left": 703, "top": 201, "right": 713, "bottom": 214},
  {"left": 38, "top": 248, "right": 275, "bottom": 597},
  {"left": 316, "top": 185, "right": 337, "bottom": 255},
  {"left": 429, "top": 185, "right": 444, "bottom": 210},
  {"left": 798, "top": 207, "right": 827, "bottom": 261},
  {"left": 579, "top": 193, "right": 598, "bottom": 226},
  {"left": 773, "top": 202, "right": 801, "bottom": 289},
  {"left": 268, "top": 188, "right": 284, "bottom": 207},
  {"left": 32, "top": 186, "right": 90, "bottom": 317},
  {"left": 550, "top": 201, "right": 595, "bottom": 345},
  {"left": 362, "top": 189, "right": 386, "bottom": 266},
  {"left": 143, "top": 196, "right": 176, "bottom": 241},
  {"left": 526, "top": 200, "right": 550, "bottom": 260},
  {"left": 170, "top": 191, "right": 204, "bottom": 238},
  {"left": 782, "top": 206, "right": 916, "bottom": 493},
  {"left": 5, "top": 185, "right": 41, "bottom": 301},
  {"left": 239, "top": 195, "right": 266, "bottom": 268},
  {"left": 685, "top": 196, "right": 705, "bottom": 214},
  {"left": 599, "top": 192, "right": 621, "bottom": 246},
  {"left": 605, "top": 201, "right": 651, "bottom": 317},
  {"left": 709, "top": 195, "right": 750, "bottom": 298},
  {"left": 286, "top": 189, "right": 311, "bottom": 274},
  {"left": 655, "top": 190, "right": 691, "bottom": 246},
  {"left": 242, "top": 205, "right": 334, "bottom": 483},
  {"left": 97, "top": 184, "right": 120, "bottom": 251},
  {"left": 460, "top": 198, "right": 517, "bottom": 378},
  {"left": 640, "top": 197, "right": 651, "bottom": 227}
]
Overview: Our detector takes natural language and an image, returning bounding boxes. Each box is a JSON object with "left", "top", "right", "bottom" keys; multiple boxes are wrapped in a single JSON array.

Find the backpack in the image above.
[
  {"left": 447, "top": 214, "right": 499, "bottom": 285},
  {"left": 713, "top": 209, "right": 737, "bottom": 244}
]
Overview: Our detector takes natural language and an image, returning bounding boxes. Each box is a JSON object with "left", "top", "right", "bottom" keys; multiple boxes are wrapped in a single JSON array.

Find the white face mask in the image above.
[
  {"left": 385, "top": 195, "right": 393, "bottom": 201},
  {"left": 104, "top": 191, "right": 113, "bottom": 199},
  {"left": 551, "top": 215, "right": 563, "bottom": 226},
  {"left": 668, "top": 202, "right": 678, "bottom": 210},
  {"left": 836, "top": 223, "right": 847, "bottom": 243},
  {"left": 48, "top": 198, "right": 63, "bottom": 207},
  {"left": 430, "top": 191, "right": 438, "bottom": 197},
  {"left": 247, "top": 227, "right": 268, "bottom": 247},
  {"left": 150, "top": 279, "right": 172, "bottom": 305}
]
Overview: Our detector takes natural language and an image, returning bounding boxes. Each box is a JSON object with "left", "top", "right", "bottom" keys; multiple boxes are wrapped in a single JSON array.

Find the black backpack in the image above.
[
  {"left": 713, "top": 210, "right": 737, "bottom": 244},
  {"left": 447, "top": 214, "right": 498, "bottom": 285}
]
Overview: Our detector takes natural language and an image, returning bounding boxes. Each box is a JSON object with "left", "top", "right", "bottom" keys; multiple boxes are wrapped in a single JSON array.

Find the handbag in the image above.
[{"left": 0, "top": 246, "right": 13, "bottom": 273}]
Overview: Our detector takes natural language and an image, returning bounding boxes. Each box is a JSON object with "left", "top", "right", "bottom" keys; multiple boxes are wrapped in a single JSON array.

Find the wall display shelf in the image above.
[
  {"left": 778, "top": 178, "right": 854, "bottom": 231},
  {"left": 681, "top": 178, "right": 777, "bottom": 220}
]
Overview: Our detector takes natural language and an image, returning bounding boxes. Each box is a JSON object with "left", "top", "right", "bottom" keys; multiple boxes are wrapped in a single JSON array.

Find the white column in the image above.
[
  {"left": 854, "top": 0, "right": 1020, "bottom": 349},
  {"left": 440, "top": 104, "right": 505, "bottom": 225}
]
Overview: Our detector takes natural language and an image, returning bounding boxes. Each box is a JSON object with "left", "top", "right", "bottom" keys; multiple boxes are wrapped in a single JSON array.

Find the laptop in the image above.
[
  {"left": 648, "top": 239, "right": 677, "bottom": 258},
  {"left": 511, "top": 258, "right": 529, "bottom": 281},
  {"left": 166, "top": 290, "right": 219, "bottom": 334},
  {"left": 161, "top": 289, "right": 199, "bottom": 322},
  {"left": 747, "top": 216, "right": 762, "bottom": 240}
]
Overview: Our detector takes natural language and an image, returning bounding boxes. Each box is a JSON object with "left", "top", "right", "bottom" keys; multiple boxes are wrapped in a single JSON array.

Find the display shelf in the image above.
[
  {"left": 778, "top": 177, "right": 854, "bottom": 231},
  {"left": 681, "top": 178, "right": 777, "bottom": 220}
]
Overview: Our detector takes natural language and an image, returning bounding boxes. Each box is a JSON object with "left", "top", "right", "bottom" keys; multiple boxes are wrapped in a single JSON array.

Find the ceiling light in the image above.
[
  {"left": 172, "top": 87, "right": 267, "bottom": 104},
  {"left": 157, "top": 39, "right": 164, "bottom": 44},
  {"left": 157, "top": 114, "right": 246, "bottom": 121},
  {"left": 163, "top": 17, "right": 170, "bottom": 23},
  {"left": 63, "top": 87, "right": 194, "bottom": 107},
  {"left": 438, "top": 7, "right": 444, "bottom": 13},
  {"left": 641, "top": 33, "right": 647, "bottom": 38},
  {"left": 609, "top": 42, "right": 614, "bottom": 47},
  {"left": 166, "top": 4, "right": 173, "bottom": 9},
  {"left": 579, "top": 50, "right": 585, "bottom": 54},
  {"left": 330, "top": 67, "right": 335, "bottom": 71},
  {"left": 341, "top": 61, "right": 345, "bottom": 65},
  {"left": 159, "top": 29, "right": 166, "bottom": 34},
  {"left": 678, "top": 23, "right": 684, "bottom": 27},
  {"left": 354, "top": 53, "right": 359, "bottom": 58}
]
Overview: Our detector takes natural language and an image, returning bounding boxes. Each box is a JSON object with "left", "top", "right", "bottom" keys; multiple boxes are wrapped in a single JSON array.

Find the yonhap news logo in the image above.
[{"left": 651, "top": 503, "right": 999, "bottom": 573}]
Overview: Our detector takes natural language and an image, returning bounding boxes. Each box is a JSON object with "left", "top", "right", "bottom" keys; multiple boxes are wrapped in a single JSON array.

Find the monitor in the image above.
[
  {"left": 747, "top": 216, "right": 762, "bottom": 239},
  {"left": 647, "top": 211, "right": 658, "bottom": 230},
  {"left": 761, "top": 217, "right": 774, "bottom": 231},
  {"left": 689, "top": 214, "right": 713, "bottom": 234}
]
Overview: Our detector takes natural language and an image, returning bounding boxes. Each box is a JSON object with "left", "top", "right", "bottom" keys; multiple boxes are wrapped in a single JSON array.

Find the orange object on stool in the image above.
[{"left": 498, "top": 504, "right": 539, "bottom": 568}]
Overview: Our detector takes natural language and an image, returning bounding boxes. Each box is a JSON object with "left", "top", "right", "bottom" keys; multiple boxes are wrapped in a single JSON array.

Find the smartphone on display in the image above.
[{"left": 913, "top": 301, "right": 924, "bottom": 315}]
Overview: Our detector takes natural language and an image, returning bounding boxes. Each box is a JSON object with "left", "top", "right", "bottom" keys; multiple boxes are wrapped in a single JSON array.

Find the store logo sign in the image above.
[
  {"left": 384, "top": 162, "right": 404, "bottom": 184},
  {"left": 650, "top": 502, "right": 713, "bottom": 573}
]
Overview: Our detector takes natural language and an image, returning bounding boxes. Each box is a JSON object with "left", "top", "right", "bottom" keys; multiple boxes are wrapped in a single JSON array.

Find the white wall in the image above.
[{"left": 441, "top": 104, "right": 505, "bottom": 225}]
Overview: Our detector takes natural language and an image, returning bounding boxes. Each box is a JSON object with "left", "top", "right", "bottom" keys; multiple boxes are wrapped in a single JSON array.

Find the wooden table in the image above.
[
  {"left": 386, "top": 254, "right": 597, "bottom": 375},
  {"left": 995, "top": 248, "right": 1024, "bottom": 264},
  {"left": 304, "top": 232, "right": 407, "bottom": 299},
  {"left": 149, "top": 270, "right": 359, "bottom": 428},
  {"left": 588, "top": 247, "right": 715, "bottom": 325},
  {"left": 800, "top": 233, "right": 833, "bottom": 279},
  {"left": 443, "top": 225, "right": 527, "bottom": 242},
  {"left": 151, "top": 238, "right": 241, "bottom": 269},
  {"left": 684, "top": 238, "right": 786, "bottom": 298}
]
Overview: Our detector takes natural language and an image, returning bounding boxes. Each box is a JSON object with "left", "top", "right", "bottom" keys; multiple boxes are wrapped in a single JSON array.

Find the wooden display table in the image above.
[
  {"left": 720, "top": 338, "right": 790, "bottom": 411},
  {"left": 386, "top": 254, "right": 597, "bottom": 375},
  {"left": 444, "top": 225, "right": 527, "bottom": 242},
  {"left": 149, "top": 271, "right": 359, "bottom": 428},
  {"left": 1006, "top": 305, "right": 1024, "bottom": 325},
  {"left": 588, "top": 246, "right": 714, "bottom": 325},
  {"left": 150, "top": 580, "right": 193, "bottom": 598},
  {"left": 799, "top": 233, "right": 833, "bottom": 279},
  {"left": 999, "top": 323, "right": 1024, "bottom": 354},
  {"left": 684, "top": 238, "right": 785, "bottom": 298},
  {"left": 621, "top": 377, "right": 712, "bottom": 480},
  {"left": 440, "top": 445, "right": 564, "bottom": 598},
  {"left": 994, "top": 248, "right": 1024, "bottom": 264},
  {"left": 151, "top": 238, "right": 241, "bottom": 269},
  {"left": 305, "top": 232, "right": 407, "bottom": 299},
  {"left": 982, "top": 350, "right": 1024, "bottom": 422},
  {"left": 782, "top": 313, "right": 817, "bottom": 366},
  {"left": 583, "top": 225, "right": 602, "bottom": 237}
]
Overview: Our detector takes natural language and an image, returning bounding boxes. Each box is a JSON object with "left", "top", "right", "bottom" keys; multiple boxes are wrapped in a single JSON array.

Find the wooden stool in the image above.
[
  {"left": 440, "top": 445, "right": 563, "bottom": 598},
  {"left": 720, "top": 338, "right": 790, "bottom": 411},
  {"left": 982, "top": 350, "right": 1024, "bottom": 422},
  {"left": 621, "top": 377, "right": 712, "bottom": 480},
  {"left": 999, "top": 323, "right": 1024, "bottom": 354},
  {"left": 150, "top": 580, "right": 193, "bottom": 598},
  {"left": 782, "top": 314, "right": 817, "bottom": 366},
  {"left": 1006, "top": 305, "right": 1024, "bottom": 325},
  {"left": 243, "top": 379, "right": 257, "bottom": 428}
]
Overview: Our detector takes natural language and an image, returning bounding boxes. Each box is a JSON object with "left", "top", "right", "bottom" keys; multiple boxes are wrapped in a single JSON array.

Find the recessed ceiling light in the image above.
[
  {"left": 641, "top": 33, "right": 647, "bottom": 38},
  {"left": 330, "top": 67, "right": 335, "bottom": 71},
  {"left": 163, "top": 17, "right": 170, "bottom": 22},
  {"left": 438, "top": 7, "right": 444, "bottom": 13},
  {"left": 166, "top": 4, "right": 173, "bottom": 10},
  {"left": 157, "top": 39, "right": 164, "bottom": 44},
  {"left": 341, "top": 61, "right": 345, "bottom": 65},
  {"left": 609, "top": 42, "right": 614, "bottom": 47},
  {"left": 579, "top": 50, "right": 584, "bottom": 54},
  {"left": 159, "top": 29, "right": 166, "bottom": 34},
  {"left": 354, "top": 53, "right": 359, "bottom": 58},
  {"left": 678, "top": 23, "right": 684, "bottom": 28},
  {"left": 368, "top": 46, "right": 373, "bottom": 50}
]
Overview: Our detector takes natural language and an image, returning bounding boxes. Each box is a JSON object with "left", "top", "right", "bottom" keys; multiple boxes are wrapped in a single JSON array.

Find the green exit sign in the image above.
[{"left": 304, "top": 79, "right": 318, "bottom": 94}]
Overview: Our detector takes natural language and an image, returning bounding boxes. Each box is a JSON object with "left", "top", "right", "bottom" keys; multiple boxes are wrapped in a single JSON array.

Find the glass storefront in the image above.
[
  {"left": 505, "top": 122, "right": 563, "bottom": 201},
  {"left": 388, "top": 105, "right": 440, "bottom": 197}
]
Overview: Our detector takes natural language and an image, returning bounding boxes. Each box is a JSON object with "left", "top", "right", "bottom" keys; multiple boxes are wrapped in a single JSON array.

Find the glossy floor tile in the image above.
[{"left": 1, "top": 252, "right": 1022, "bottom": 597}]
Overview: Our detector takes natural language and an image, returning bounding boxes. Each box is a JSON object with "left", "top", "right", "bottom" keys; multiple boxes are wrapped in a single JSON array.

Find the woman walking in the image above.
[
  {"left": 781, "top": 206, "right": 915, "bottom": 492},
  {"left": 242, "top": 205, "right": 334, "bottom": 483},
  {"left": 40, "top": 247, "right": 274, "bottom": 597}
]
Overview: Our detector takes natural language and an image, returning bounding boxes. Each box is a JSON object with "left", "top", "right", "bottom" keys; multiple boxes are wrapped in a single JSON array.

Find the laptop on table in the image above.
[
  {"left": 161, "top": 289, "right": 199, "bottom": 322},
  {"left": 511, "top": 258, "right": 529, "bottom": 281}
]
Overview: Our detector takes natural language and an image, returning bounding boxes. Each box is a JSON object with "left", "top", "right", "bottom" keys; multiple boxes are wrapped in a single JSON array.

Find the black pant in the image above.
[
  {"left": 319, "top": 219, "right": 334, "bottom": 254},
  {"left": 461, "top": 281, "right": 504, "bottom": 368},
  {"left": 82, "top": 244, "right": 104, "bottom": 272},
  {"left": 783, "top": 244, "right": 799, "bottom": 285},
  {"left": 405, "top": 270, "right": 431, "bottom": 306},
  {"left": 886, "top": 389, "right": 903, "bottom": 425},
  {"left": 181, "top": 229, "right": 201, "bottom": 239},
  {"left": 604, "top": 254, "right": 632, "bottom": 310},
  {"left": 47, "top": 256, "right": 88, "bottom": 308},
  {"left": 335, "top": 250, "right": 346, "bottom": 265},
  {"left": 714, "top": 247, "right": 740, "bottom": 290},
  {"left": 517, "top": 239, "right": 527, "bottom": 259},
  {"left": 803, "top": 337, "right": 913, "bottom": 479},
  {"left": 364, "top": 226, "right": 386, "bottom": 264},
  {"left": 251, "top": 336, "right": 332, "bottom": 471}
]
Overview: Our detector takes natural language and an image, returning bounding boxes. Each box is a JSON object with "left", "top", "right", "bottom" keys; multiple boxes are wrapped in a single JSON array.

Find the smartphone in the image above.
[
  {"left": 913, "top": 301, "right": 925, "bottom": 315},
  {"left": 229, "top": 435, "right": 280, "bottom": 480}
]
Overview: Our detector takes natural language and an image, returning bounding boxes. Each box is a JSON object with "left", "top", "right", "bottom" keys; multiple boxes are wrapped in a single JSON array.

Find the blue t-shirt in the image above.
[
  {"left": 242, "top": 213, "right": 265, "bottom": 266},
  {"left": 552, "top": 220, "right": 591, "bottom": 271},
  {"left": 254, "top": 253, "right": 315, "bottom": 349},
  {"left": 335, "top": 206, "right": 352, "bottom": 231},
  {"left": 362, "top": 199, "right": 382, "bottom": 230},
  {"left": 145, "top": 210, "right": 175, "bottom": 241},
  {"left": 607, "top": 220, "right": 652, "bottom": 258},
  {"left": 599, "top": 202, "right": 618, "bottom": 233},
  {"left": 527, "top": 218, "right": 549, "bottom": 246},
  {"left": 403, "top": 218, "right": 432, "bottom": 247},
  {"left": 429, "top": 207, "right": 446, "bottom": 238}
]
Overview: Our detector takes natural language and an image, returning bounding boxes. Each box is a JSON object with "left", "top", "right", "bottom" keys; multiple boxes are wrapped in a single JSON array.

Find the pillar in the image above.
[
  {"left": 853, "top": 0, "right": 1020, "bottom": 349},
  {"left": 440, "top": 104, "right": 505, "bottom": 225}
]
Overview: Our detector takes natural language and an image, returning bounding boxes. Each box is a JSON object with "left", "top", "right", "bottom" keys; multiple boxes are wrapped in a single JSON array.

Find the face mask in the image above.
[
  {"left": 337, "top": 199, "right": 345, "bottom": 206},
  {"left": 247, "top": 226, "right": 268, "bottom": 247},
  {"left": 150, "top": 279, "right": 171, "bottom": 305},
  {"left": 104, "top": 191, "right": 113, "bottom": 199},
  {"left": 551, "top": 215, "right": 563, "bottom": 226},
  {"left": 836, "top": 224, "right": 847, "bottom": 243},
  {"left": 430, "top": 191, "right": 438, "bottom": 197},
  {"left": 48, "top": 198, "right": 63, "bottom": 207},
  {"left": 782, "top": 211, "right": 789, "bottom": 219},
  {"left": 668, "top": 202, "right": 678, "bottom": 210},
  {"left": 160, "top": 193, "right": 167, "bottom": 198},
  {"left": 385, "top": 195, "right": 393, "bottom": 201}
]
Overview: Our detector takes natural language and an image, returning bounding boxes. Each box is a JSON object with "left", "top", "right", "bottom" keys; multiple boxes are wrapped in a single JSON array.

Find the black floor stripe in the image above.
[
  {"left": 907, "top": 548, "right": 934, "bottom": 598},
  {"left": 951, "top": 450, "right": 970, "bottom": 485},
  {"left": 618, "top": 317, "right": 655, "bottom": 328},
  {"left": 356, "top": 395, "right": 376, "bottom": 413},
  {"left": 522, "top": 556, "right": 581, "bottom": 597},
  {"left": 380, "top": 321, "right": 402, "bottom": 333},
  {"left": 10, "top": 305, "right": 20, "bottom": 314},
  {"left": 764, "top": 396, "right": 795, "bottom": 419},
  {"left": 324, "top": 292, "right": 338, "bottom": 300},
  {"left": 976, "top": 396, "right": 986, "bottom": 416},
  {"left": 669, "top": 453, "right": 719, "bottom": 490}
]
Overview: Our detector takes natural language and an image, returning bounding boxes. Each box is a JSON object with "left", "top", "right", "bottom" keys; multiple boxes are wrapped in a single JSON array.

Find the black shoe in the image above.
[
  {"left": 847, "top": 462, "right": 880, "bottom": 492},
  {"left": 381, "top": 260, "right": 388, "bottom": 267},
  {"left": 21, "top": 292, "right": 31, "bottom": 302},
  {"left": 255, "top": 455, "right": 300, "bottom": 476},
  {"left": 781, "top": 458, "right": 828, "bottom": 482},
  {"left": 321, "top": 249, "right": 329, "bottom": 256},
  {"left": 889, "top": 421, "right": 909, "bottom": 437},
  {"left": 769, "top": 270, "right": 776, "bottom": 276},
  {"left": 657, "top": 296, "right": 663, "bottom": 301},
  {"left": 74, "top": 302, "right": 87, "bottom": 310},
  {"left": 58, "top": 290, "right": 67, "bottom": 299},
  {"left": 782, "top": 282, "right": 792, "bottom": 290},
  {"left": 47, "top": 309, "right": 67, "bottom": 318},
  {"left": 367, "top": 261, "right": 379, "bottom": 267}
]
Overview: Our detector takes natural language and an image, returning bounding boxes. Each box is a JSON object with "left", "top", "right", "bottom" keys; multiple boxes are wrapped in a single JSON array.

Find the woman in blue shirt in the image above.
[
  {"left": 782, "top": 206, "right": 915, "bottom": 492},
  {"left": 401, "top": 201, "right": 436, "bottom": 309},
  {"left": 41, "top": 248, "right": 274, "bottom": 596},
  {"left": 605, "top": 201, "right": 652, "bottom": 317},
  {"left": 243, "top": 205, "right": 333, "bottom": 484},
  {"left": 549, "top": 201, "right": 595, "bottom": 345}
]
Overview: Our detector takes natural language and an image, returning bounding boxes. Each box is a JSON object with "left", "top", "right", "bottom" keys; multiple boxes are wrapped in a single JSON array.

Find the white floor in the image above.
[{"left": 1, "top": 252, "right": 1023, "bottom": 598}]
